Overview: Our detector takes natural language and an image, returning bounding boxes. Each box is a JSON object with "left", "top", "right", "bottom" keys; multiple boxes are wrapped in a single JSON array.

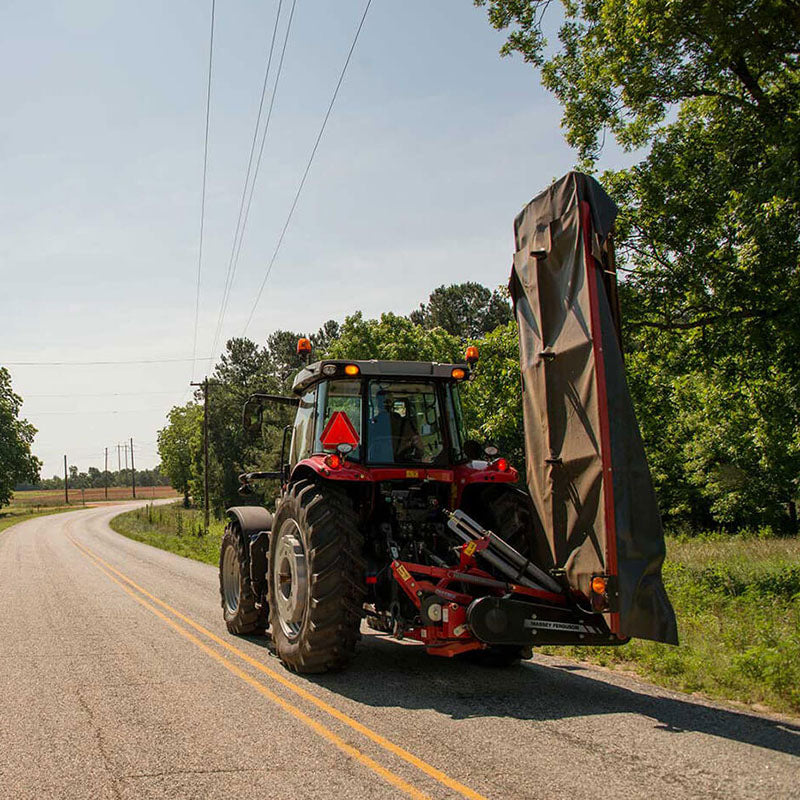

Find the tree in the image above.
[
  {"left": 477, "top": 0, "right": 800, "bottom": 528},
  {"left": 158, "top": 403, "right": 202, "bottom": 507},
  {"left": 410, "top": 282, "right": 512, "bottom": 339},
  {"left": 327, "top": 312, "right": 462, "bottom": 362},
  {"left": 459, "top": 322, "right": 526, "bottom": 469},
  {"left": 0, "top": 367, "right": 40, "bottom": 507}
]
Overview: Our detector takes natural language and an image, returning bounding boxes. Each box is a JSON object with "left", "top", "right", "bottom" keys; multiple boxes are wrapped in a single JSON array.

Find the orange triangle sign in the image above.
[{"left": 320, "top": 410, "right": 360, "bottom": 449}]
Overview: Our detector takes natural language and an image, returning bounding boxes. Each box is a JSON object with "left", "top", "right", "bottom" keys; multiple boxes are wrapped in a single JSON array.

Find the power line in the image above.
[
  {"left": 209, "top": 0, "right": 287, "bottom": 366},
  {"left": 242, "top": 0, "right": 372, "bottom": 336},
  {"left": 5, "top": 357, "right": 211, "bottom": 366},
  {"left": 25, "top": 391, "right": 178, "bottom": 398},
  {"left": 191, "top": 0, "right": 217, "bottom": 385},
  {"left": 30, "top": 408, "right": 171, "bottom": 416},
  {"left": 212, "top": 0, "right": 298, "bottom": 361}
]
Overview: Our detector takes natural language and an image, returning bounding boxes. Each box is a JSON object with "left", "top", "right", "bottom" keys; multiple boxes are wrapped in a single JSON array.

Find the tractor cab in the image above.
[
  {"left": 240, "top": 346, "right": 515, "bottom": 501},
  {"left": 290, "top": 358, "right": 472, "bottom": 469}
]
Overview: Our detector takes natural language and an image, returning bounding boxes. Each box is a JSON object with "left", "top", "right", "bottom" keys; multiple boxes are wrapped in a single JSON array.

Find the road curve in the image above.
[{"left": 1, "top": 503, "right": 798, "bottom": 800}]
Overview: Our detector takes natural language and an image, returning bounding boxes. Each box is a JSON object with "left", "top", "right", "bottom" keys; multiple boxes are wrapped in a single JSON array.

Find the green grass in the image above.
[
  {"left": 110, "top": 502, "right": 227, "bottom": 565},
  {"left": 542, "top": 530, "right": 800, "bottom": 715},
  {"left": 0, "top": 504, "right": 77, "bottom": 534},
  {"left": 111, "top": 503, "right": 800, "bottom": 715}
]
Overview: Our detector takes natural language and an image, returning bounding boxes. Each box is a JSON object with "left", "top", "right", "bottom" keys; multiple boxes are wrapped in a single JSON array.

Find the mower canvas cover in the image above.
[{"left": 510, "top": 172, "right": 678, "bottom": 644}]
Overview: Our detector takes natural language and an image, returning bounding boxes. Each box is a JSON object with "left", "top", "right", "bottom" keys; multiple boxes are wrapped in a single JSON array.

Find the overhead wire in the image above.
[
  {"left": 190, "top": 0, "right": 217, "bottom": 385},
  {"left": 25, "top": 391, "right": 179, "bottom": 398},
  {"left": 208, "top": 0, "right": 289, "bottom": 367},
  {"left": 242, "top": 0, "right": 372, "bottom": 337},
  {"left": 5, "top": 357, "right": 211, "bottom": 366}
]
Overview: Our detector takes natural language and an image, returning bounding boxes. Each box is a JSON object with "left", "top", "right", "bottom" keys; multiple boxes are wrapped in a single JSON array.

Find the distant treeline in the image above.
[{"left": 17, "top": 465, "right": 169, "bottom": 491}]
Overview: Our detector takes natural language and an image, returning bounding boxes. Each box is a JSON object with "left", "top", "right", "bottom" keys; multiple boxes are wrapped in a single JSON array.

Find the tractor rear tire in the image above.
[
  {"left": 269, "top": 480, "right": 365, "bottom": 674},
  {"left": 219, "top": 522, "right": 267, "bottom": 635}
]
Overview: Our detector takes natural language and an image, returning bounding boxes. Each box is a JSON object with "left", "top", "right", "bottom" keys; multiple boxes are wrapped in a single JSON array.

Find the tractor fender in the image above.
[
  {"left": 226, "top": 505, "right": 273, "bottom": 537},
  {"left": 226, "top": 506, "right": 273, "bottom": 600}
]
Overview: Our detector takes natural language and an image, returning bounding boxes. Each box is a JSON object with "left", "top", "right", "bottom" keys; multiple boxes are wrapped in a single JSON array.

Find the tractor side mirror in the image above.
[{"left": 243, "top": 399, "right": 263, "bottom": 438}]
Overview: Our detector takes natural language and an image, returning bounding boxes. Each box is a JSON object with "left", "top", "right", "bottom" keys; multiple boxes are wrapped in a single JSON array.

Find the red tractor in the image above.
[
  {"left": 220, "top": 344, "right": 620, "bottom": 673},
  {"left": 218, "top": 172, "right": 677, "bottom": 674}
]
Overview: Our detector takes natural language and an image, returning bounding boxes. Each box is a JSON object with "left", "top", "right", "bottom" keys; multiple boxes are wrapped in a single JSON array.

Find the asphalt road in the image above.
[{"left": 1, "top": 503, "right": 798, "bottom": 800}]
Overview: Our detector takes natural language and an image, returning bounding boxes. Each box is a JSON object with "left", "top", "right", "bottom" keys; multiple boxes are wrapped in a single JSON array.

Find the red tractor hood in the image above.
[{"left": 510, "top": 172, "right": 678, "bottom": 645}]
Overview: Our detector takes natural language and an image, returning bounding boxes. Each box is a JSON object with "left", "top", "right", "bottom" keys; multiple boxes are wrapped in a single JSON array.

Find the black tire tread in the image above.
[
  {"left": 269, "top": 479, "right": 365, "bottom": 673},
  {"left": 219, "top": 522, "right": 267, "bottom": 635}
]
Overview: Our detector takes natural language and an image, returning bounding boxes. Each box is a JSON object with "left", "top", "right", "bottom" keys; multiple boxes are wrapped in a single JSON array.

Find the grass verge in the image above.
[
  {"left": 0, "top": 504, "right": 78, "bottom": 534},
  {"left": 111, "top": 503, "right": 800, "bottom": 715},
  {"left": 110, "top": 502, "right": 226, "bottom": 566},
  {"left": 541, "top": 532, "right": 800, "bottom": 715}
]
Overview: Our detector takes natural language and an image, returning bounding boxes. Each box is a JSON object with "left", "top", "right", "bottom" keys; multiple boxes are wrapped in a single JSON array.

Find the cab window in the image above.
[
  {"left": 366, "top": 381, "right": 444, "bottom": 464},
  {"left": 290, "top": 388, "right": 317, "bottom": 465},
  {"left": 315, "top": 380, "right": 362, "bottom": 460}
]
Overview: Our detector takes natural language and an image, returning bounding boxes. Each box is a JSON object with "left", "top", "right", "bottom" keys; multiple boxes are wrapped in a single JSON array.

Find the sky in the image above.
[{"left": 1, "top": 0, "right": 637, "bottom": 479}]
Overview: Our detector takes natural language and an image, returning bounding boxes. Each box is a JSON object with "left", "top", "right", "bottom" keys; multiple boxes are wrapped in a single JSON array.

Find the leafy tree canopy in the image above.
[
  {"left": 326, "top": 312, "right": 462, "bottom": 362},
  {"left": 478, "top": 0, "right": 800, "bottom": 528},
  {"left": 0, "top": 367, "right": 40, "bottom": 507},
  {"left": 157, "top": 403, "right": 202, "bottom": 506},
  {"left": 409, "top": 282, "right": 512, "bottom": 339}
]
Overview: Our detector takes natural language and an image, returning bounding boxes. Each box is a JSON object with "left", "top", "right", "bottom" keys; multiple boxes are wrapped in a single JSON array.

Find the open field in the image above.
[
  {"left": 12, "top": 486, "right": 178, "bottom": 509},
  {"left": 111, "top": 503, "right": 800, "bottom": 716}
]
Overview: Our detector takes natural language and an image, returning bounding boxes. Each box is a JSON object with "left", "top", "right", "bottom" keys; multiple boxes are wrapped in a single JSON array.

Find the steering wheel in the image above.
[{"left": 396, "top": 443, "right": 423, "bottom": 461}]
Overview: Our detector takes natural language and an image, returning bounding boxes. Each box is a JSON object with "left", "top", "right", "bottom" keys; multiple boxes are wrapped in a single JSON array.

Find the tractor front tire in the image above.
[
  {"left": 269, "top": 480, "right": 365, "bottom": 674},
  {"left": 219, "top": 522, "right": 267, "bottom": 635}
]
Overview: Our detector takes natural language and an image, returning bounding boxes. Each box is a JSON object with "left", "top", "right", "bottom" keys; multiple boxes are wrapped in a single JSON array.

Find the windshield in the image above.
[{"left": 366, "top": 380, "right": 445, "bottom": 464}]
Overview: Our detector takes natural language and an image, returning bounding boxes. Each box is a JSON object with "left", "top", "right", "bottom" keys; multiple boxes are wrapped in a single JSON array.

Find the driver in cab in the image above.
[{"left": 368, "top": 390, "right": 424, "bottom": 463}]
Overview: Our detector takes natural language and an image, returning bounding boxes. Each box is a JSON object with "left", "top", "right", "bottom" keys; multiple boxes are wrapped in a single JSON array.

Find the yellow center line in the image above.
[
  {"left": 71, "top": 538, "right": 431, "bottom": 800},
  {"left": 70, "top": 537, "right": 489, "bottom": 800}
]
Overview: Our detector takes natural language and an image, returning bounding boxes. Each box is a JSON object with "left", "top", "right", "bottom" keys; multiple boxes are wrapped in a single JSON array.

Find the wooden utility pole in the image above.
[
  {"left": 117, "top": 444, "right": 121, "bottom": 472},
  {"left": 191, "top": 378, "right": 210, "bottom": 534},
  {"left": 104, "top": 447, "right": 109, "bottom": 500},
  {"left": 64, "top": 455, "right": 68, "bottom": 505},
  {"left": 130, "top": 437, "right": 136, "bottom": 499}
]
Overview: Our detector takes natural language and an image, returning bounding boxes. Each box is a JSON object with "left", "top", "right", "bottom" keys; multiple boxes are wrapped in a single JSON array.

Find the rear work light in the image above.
[
  {"left": 322, "top": 364, "right": 337, "bottom": 376},
  {"left": 451, "top": 368, "right": 466, "bottom": 380},
  {"left": 344, "top": 364, "right": 360, "bottom": 376},
  {"left": 324, "top": 453, "right": 342, "bottom": 469}
]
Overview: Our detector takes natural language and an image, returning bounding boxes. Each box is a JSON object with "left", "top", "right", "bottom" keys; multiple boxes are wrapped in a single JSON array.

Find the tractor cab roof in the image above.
[{"left": 291, "top": 359, "right": 471, "bottom": 395}]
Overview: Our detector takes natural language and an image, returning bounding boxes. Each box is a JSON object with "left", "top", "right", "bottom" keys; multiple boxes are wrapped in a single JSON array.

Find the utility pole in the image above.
[
  {"left": 124, "top": 443, "right": 129, "bottom": 472},
  {"left": 117, "top": 443, "right": 121, "bottom": 473},
  {"left": 130, "top": 437, "right": 136, "bottom": 499},
  {"left": 104, "top": 447, "right": 109, "bottom": 500},
  {"left": 191, "top": 378, "right": 210, "bottom": 534},
  {"left": 64, "top": 455, "right": 69, "bottom": 505}
]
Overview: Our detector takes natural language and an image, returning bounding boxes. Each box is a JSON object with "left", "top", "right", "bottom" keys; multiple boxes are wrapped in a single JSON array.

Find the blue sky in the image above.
[{"left": 1, "top": 0, "right": 636, "bottom": 477}]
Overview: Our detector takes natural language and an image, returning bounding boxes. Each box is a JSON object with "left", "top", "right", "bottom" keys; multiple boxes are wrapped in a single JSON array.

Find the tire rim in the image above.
[
  {"left": 221, "top": 543, "right": 240, "bottom": 614},
  {"left": 273, "top": 519, "right": 308, "bottom": 639}
]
